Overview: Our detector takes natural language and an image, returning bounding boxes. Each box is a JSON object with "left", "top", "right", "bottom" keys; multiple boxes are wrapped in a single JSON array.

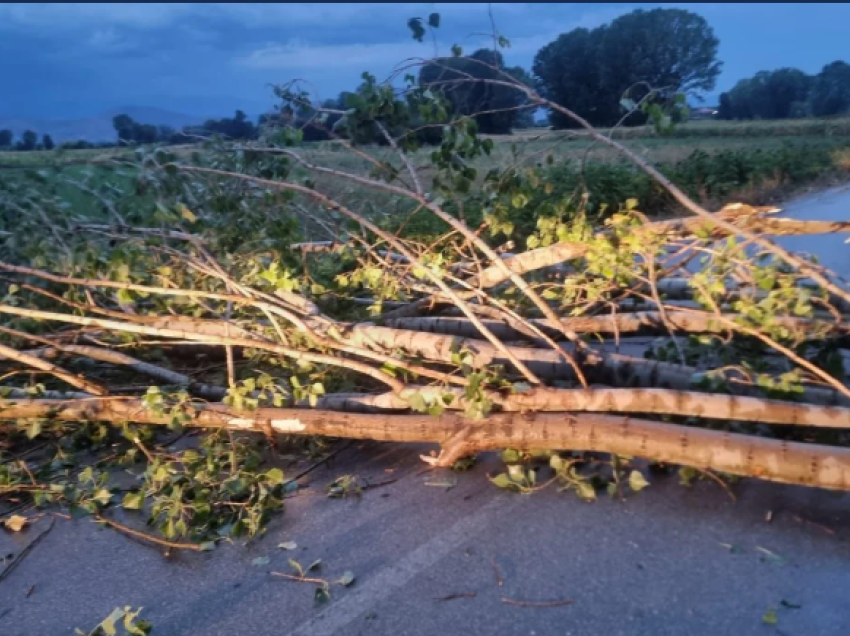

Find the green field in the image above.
[
  {"left": 2, "top": 118, "right": 850, "bottom": 239},
  {"left": 4, "top": 117, "right": 850, "bottom": 169}
]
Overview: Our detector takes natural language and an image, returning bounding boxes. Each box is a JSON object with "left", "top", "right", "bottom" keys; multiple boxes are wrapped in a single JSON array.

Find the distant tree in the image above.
[
  {"left": 16, "top": 130, "right": 37, "bottom": 151},
  {"left": 134, "top": 124, "right": 158, "bottom": 144},
  {"left": 62, "top": 140, "right": 94, "bottom": 150},
  {"left": 766, "top": 68, "right": 812, "bottom": 118},
  {"left": 420, "top": 48, "right": 530, "bottom": 134},
  {"left": 201, "top": 110, "right": 257, "bottom": 140},
  {"left": 113, "top": 114, "right": 136, "bottom": 144},
  {"left": 600, "top": 9, "right": 721, "bottom": 98},
  {"left": 514, "top": 106, "right": 536, "bottom": 129},
  {"left": 157, "top": 125, "right": 176, "bottom": 142},
  {"left": 534, "top": 8, "right": 721, "bottom": 128},
  {"left": 0, "top": 129, "right": 12, "bottom": 148},
  {"left": 727, "top": 68, "right": 812, "bottom": 119},
  {"left": 42, "top": 134, "right": 55, "bottom": 151},
  {"left": 717, "top": 92, "right": 733, "bottom": 120},
  {"left": 810, "top": 60, "right": 850, "bottom": 117},
  {"left": 534, "top": 27, "right": 614, "bottom": 128}
]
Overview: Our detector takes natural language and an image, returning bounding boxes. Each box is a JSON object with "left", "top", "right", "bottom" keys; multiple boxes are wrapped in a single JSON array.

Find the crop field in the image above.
[{"left": 3, "top": 118, "right": 850, "bottom": 240}]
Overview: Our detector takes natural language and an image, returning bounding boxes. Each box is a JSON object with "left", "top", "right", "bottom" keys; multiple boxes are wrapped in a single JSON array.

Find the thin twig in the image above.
[
  {"left": 697, "top": 468, "right": 737, "bottom": 503},
  {"left": 93, "top": 514, "right": 203, "bottom": 551},
  {"left": 490, "top": 555, "right": 504, "bottom": 587},
  {"left": 435, "top": 591, "right": 477, "bottom": 601},
  {"left": 270, "top": 572, "right": 329, "bottom": 586},
  {"left": 792, "top": 515, "right": 836, "bottom": 537}
]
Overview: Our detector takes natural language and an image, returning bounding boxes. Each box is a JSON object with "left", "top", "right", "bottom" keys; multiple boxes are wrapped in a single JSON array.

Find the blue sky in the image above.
[{"left": 2, "top": 3, "right": 849, "bottom": 119}]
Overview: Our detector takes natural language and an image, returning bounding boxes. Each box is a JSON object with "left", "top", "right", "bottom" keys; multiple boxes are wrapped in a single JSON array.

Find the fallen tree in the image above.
[
  {"left": 2, "top": 22, "right": 850, "bottom": 545},
  {"left": 3, "top": 398, "right": 849, "bottom": 490}
]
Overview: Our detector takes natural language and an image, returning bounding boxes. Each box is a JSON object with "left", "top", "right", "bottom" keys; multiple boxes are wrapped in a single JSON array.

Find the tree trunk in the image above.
[{"left": 4, "top": 397, "right": 850, "bottom": 490}]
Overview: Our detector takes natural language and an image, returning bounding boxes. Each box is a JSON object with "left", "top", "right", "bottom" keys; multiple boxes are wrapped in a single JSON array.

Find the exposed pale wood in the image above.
[{"left": 472, "top": 242, "right": 588, "bottom": 288}]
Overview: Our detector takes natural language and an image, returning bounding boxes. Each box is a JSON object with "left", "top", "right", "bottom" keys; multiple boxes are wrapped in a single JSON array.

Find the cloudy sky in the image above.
[{"left": 2, "top": 3, "right": 849, "bottom": 120}]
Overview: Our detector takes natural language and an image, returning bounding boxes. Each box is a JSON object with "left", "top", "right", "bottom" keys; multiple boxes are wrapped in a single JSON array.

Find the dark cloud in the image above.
[{"left": 2, "top": 3, "right": 849, "bottom": 119}]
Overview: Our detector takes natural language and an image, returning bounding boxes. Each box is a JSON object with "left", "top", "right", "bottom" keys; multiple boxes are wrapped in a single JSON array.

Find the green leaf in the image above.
[
  {"left": 576, "top": 480, "right": 597, "bottom": 501},
  {"left": 408, "top": 392, "right": 427, "bottom": 413},
  {"left": 489, "top": 473, "right": 513, "bottom": 489},
  {"left": 178, "top": 204, "right": 197, "bottom": 223},
  {"left": 337, "top": 571, "right": 356, "bottom": 586},
  {"left": 199, "top": 541, "right": 216, "bottom": 552},
  {"left": 428, "top": 12, "right": 440, "bottom": 28},
  {"left": 307, "top": 559, "right": 322, "bottom": 572},
  {"left": 252, "top": 556, "right": 270, "bottom": 567},
  {"left": 289, "top": 558, "right": 304, "bottom": 576},
  {"left": 762, "top": 607, "right": 778, "bottom": 625},
  {"left": 122, "top": 491, "right": 144, "bottom": 510},
  {"left": 628, "top": 470, "right": 650, "bottom": 492},
  {"left": 678, "top": 466, "right": 698, "bottom": 487},
  {"left": 26, "top": 419, "right": 42, "bottom": 440},
  {"left": 278, "top": 541, "right": 298, "bottom": 551},
  {"left": 99, "top": 608, "right": 125, "bottom": 636},
  {"left": 501, "top": 449, "right": 521, "bottom": 464},
  {"left": 94, "top": 488, "right": 113, "bottom": 506},
  {"left": 314, "top": 586, "right": 331, "bottom": 604},
  {"left": 265, "top": 468, "right": 285, "bottom": 485}
]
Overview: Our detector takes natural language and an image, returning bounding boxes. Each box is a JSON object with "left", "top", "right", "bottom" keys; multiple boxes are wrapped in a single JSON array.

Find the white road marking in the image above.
[{"left": 286, "top": 495, "right": 515, "bottom": 636}]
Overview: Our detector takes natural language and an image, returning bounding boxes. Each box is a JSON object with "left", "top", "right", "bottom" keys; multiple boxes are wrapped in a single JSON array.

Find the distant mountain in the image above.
[{"left": 0, "top": 107, "right": 208, "bottom": 143}]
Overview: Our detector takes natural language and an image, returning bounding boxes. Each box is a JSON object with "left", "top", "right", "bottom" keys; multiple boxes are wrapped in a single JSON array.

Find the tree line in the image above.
[
  {"left": 0, "top": 111, "right": 260, "bottom": 153},
  {"left": 113, "top": 110, "right": 258, "bottom": 145},
  {"left": 718, "top": 61, "right": 850, "bottom": 120},
  {"left": 0, "top": 130, "right": 54, "bottom": 152}
]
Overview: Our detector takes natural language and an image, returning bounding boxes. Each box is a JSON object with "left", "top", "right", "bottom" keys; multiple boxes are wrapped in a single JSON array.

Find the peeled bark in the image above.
[
  {"left": 471, "top": 242, "right": 588, "bottom": 289},
  {"left": 3, "top": 397, "right": 850, "bottom": 491}
]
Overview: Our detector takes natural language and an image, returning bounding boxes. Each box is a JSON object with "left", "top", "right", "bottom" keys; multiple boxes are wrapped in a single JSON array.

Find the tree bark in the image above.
[
  {"left": 3, "top": 397, "right": 850, "bottom": 491},
  {"left": 385, "top": 312, "right": 847, "bottom": 338}
]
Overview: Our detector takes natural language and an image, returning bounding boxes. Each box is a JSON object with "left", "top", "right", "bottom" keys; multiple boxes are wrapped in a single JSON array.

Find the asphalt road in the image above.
[{"left": 1, "top": 441, "right": 849, "bottom": 636}]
